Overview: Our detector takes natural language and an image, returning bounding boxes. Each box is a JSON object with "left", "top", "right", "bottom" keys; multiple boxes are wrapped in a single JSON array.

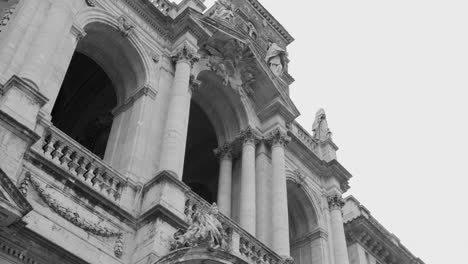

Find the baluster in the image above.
[
  {"left": 113, "top": 181, "right": 122, "bottom": 200},
  {"left": 60, "top": 146, "right": 72, "bottom": 168},
  {"left": 43, "top": 134, "right": 55, "bottom": 159},
  {"left": 51, "top": 140, "right": 64, "bottom": 164},
  {"left": 68, "top": 151, "right": 80, "bottom": 176},
  {"left": 75, "top": 156, "right": 88, "bottom": 179},
  {"left": 83, "top": 163, "right": 96, "bottom": 183}
]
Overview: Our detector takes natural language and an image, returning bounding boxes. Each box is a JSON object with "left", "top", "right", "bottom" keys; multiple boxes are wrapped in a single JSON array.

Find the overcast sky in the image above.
[{"left": 188, "top": 0, "right": 466, "bottom": 263}]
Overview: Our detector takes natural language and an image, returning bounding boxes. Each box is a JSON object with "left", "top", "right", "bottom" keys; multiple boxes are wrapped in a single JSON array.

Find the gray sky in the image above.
[{"left": 185, "top": 0, "right": 467, "bottom": 262}]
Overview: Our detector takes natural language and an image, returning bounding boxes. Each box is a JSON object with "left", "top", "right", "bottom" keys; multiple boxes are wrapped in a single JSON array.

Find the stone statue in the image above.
[
  {"left": 247, "top": 22, "right": 257, "bottom": 39},
  {"left": 212, "top": 0, "right": 235, "bottom": 22},
  {"left": 312, "top": 108, "right": 332, "bottom": 141},
  {"left": 265, "top": 41, "right": 288, "bottom": 77},
  {"left": 171, "top": 203, "right": 227, "bottom": 251}
]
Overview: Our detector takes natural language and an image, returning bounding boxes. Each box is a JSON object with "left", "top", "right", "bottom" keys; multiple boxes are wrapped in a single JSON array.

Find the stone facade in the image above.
[{"left": 0, "top": 0, "right": 423, "bottom": 264}]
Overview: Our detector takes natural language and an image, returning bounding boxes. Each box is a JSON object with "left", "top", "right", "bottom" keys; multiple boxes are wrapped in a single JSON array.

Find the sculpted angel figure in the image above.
[
  {"left": 265, "top": 41, "right": 288, "bottom": 77},
  {"left": 312, "top": 108, "right": 332, "bottom": 141}
]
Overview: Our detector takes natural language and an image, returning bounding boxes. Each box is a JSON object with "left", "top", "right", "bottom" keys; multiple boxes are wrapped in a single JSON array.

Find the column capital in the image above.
[
  {"left": 172, "top": 45, "right": 199, "bottom": 67},
  {"left": 266, "top": 128, "right": 290, "bottom": 147},
  {"left": 327, "top": 194, "right": 345, "bottom": 211},
  {"left": 238, "top": 126, "right": 259, "bottom": 146},
  {"left": 214, "top": 143, "right": 233, "bottom": 160}
]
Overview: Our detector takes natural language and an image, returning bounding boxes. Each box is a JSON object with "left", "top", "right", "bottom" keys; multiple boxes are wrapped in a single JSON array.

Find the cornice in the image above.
[
  {"left": 245, "top": 0, "right": 294, "bottom": 45},
  {"left": 345, "top": 216, "right": 424, "bottom": 264}
]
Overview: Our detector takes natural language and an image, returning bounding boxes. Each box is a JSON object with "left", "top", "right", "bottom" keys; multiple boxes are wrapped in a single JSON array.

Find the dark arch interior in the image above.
[
  {"left": 51, "top": 52, "right": 117, "bottom": 158},
  {"left": 182, "top": 101, "right": 219, "bottom": 204}
]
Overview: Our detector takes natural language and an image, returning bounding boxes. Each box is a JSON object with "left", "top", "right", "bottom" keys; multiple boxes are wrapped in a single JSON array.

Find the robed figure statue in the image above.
[
  {"left": 312, "top": 108, "right": 332, "bottom": 141},
  {"left": 265, "top": 41, "right": 288, "bottom": 77}
]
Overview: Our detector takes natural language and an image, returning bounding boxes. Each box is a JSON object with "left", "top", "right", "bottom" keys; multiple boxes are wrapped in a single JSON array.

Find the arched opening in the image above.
[
  {"left": 287, "top": 181, "right": 319, "bottom": 264},
  {"left": 182, "top": 101, "right": 219, "bottom": 203},
  {"left": 51, "top": 52, "right": 116, "bottom": 158}
]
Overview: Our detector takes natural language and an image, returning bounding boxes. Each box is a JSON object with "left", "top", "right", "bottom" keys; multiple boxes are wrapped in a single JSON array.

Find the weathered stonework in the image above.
[{"left": 0, "top": 0, "right": 423, "bottom": 264}]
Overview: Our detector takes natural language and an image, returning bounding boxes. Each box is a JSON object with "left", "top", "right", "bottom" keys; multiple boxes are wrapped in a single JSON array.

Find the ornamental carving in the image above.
[
  {"left": 209, "top": 0, "right": 235, "bottom": 23},
  {"left": 117, "top": 16, "right": 135, "bottom": 37},
  {"left": 172, "top": 46, "right": 199, "bottom": 67},
  {"left": 29, "top": 177, "right": 124, "bottom": 258},
  {"left": 327, "top": 195, "right": 345, "bottom": 211},
  {"left": 266, "top": 128, "right": 290, "bottom": 147},
  {"left": 238, "top": 126, "right": 258, "bottom": 145},
  {"left": 265, "top": 42, "right": 288, "bottom": 77},
  {"left": 199, "top": 37, "right": 258, "bottom": 96},
  {"left": 171, "top": 203, "right": 228, "bottom": 251},
  {"left": 85, "top": 0, "right": 96, "bottom": 7},
  {"left": 214, "top": 143, "right": 233, "bottom": 160},
  {"left": 189, "top": 75, "right": 202, "bottom": 93},
  {"left": 0, "top": 3, "right": 17, "bottom": 33}
]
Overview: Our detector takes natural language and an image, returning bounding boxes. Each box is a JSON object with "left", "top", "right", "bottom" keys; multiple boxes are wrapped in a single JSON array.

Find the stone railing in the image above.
[
  {"left": 289, "top": 122, "right": 319, "bottom": 155},
  {"left": 32, "top": 125, "right": 132, "bottom": 202},
  {"left": 149, "top": 0, "right": 174, "bottom": 16},
  {"left": 183, "top": 191, "right": 285, "bottom": 264}
]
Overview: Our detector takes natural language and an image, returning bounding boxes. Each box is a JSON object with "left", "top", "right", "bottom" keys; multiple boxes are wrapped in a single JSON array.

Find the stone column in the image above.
[
  {"left": 158, "top": 46, "right": 198, "bottom": 179},
  {"left": 255, "top": 140, "right": 269, "bottom": 243},
  {"left": 238, "top": 127, "right": 257, "bottom": 234},
  {"left": 19, "top": 1, "right": 72, "bottom": 89},
  {"left": 328, "top": 194, "right": 350, "bottom": 264},
  {"left": 268, "top": 129, "right": 291, "bottom": 257},
  {"left": 0, "top": 0, "right": 43, "bottom": 81},
  {"left": 214, "top": 143, "right": 233, "bottom": 216}
]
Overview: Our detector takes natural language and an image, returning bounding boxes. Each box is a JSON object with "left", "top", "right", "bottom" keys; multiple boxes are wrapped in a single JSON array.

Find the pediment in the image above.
[{"left": 0, "top": 169, "right": 32, "bottom": 227}]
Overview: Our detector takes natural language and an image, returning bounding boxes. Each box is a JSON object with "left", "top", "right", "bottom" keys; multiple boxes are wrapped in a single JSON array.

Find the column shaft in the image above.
[
  {"left": 329, "top": 196, "right": 350, "bottom": 264},
  {"left": 255, "top": 141, "right": 269, "bottom": 243},
  {"left": 158, "top": 47, "right": 197, "bottom": 179},
  {"left": 0, "top": 0, "right": 42, "bottom": 79},
  {"left": 19, "top": 1, "right": 71, "bottom": 88},
  {"left": 271, "top": 139, "right": 290, "bottom": 256},
  {"left": 216, "top": 146, "right": 232, "bottom": 216},
  {"left": 239, "top": 137, "right": 256, "bottom": 234}
]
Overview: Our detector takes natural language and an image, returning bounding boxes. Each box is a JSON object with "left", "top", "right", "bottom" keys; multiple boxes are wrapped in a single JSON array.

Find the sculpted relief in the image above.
[
  {"left": 265, "top": 41, "right": 288, "bottom": 77},
  {"left": 171, "top": 203, "right": 228, "bottom": 251},
  {"left": 199, "top": 37, "right": 258, "bottom": 96}
]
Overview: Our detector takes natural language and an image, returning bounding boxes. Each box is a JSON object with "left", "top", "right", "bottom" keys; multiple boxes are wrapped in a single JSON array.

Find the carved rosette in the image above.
[
  {"left": 327, "top": 194, "right": 345, "bottom": 211},
  {"left": 238, "top": 127, "right": 258, "bottom": 146},
  {"left": 172, "top": 46, "right": 199, "bottom": 67},
  {"left": 267, "top": 128, "right": 290, "bottom": 148},
  {"left": 214, "top": 143, "right": 233, "bottom": 161}
]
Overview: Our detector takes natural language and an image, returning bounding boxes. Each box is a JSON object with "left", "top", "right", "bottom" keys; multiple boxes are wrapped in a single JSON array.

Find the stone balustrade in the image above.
[
  {"left": 183, "top": 191, "right": 285, "bottom": 264},
  {"left": 32, "top": 125, "right": 133, "bottom": 202},
  {"left": 289, "top": 122, "right": 319, "bottom": 155}
]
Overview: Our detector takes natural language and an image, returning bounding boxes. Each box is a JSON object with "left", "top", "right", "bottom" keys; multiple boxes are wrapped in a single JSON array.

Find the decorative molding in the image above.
[
  {"left": 70, "top": 24, "right": 86, "bottom": 41},
  {"left": 0, "top": 240, "right": 38, "bottom": 264},
  {"left": 29, "top": 177, "right": 125, "bottom": 258}
]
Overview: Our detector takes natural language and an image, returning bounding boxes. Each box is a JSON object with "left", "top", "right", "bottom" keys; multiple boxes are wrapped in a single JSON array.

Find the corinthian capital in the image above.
[
  {"left": 172, "top": 46, "right": 199, "bottom": 67},
  {"left": 214, "top": 143, "right": 233, "bottom": 160},
  {"left": 266, "top": 128, "right": 290, "bottom": 147},
  {"left": 327, "top": 194, "right": 345, "bottom": 210},
  {"left": 238, "top": 126, "right": 259, "bottom": 145}
]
